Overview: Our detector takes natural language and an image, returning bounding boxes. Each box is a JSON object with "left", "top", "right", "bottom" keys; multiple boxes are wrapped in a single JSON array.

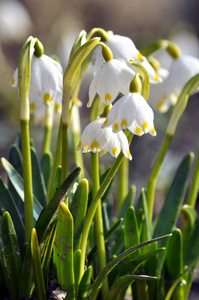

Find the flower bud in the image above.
[{"left": 34, "top": 39, "right": 44, "bottom": 58}]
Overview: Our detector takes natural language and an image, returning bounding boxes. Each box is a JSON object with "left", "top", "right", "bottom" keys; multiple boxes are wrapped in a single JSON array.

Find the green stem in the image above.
[
  {"left": 187, "top": 147, "right": 199, "bottom": 208},
  {"left": 47, "top": 122, "right": 62, "bottom": 202},
  {"left": 71, "top": 105, "right": 85, "bottom": 180},
  {"left": 42, "top": 102, "right": 54, "bottom": 155},
  {"left": 61, "top": 38, "right": 100, "bottom": 183},
  {"left": 147, "top": 134, "right": 172, "bottom": 222},
  {"left": 147, "top": 74, "right": 199, "bottom": 223},
  {"left": 140, "top": 39, "right": 181, "bottom": 59},
  {"left": 91, "top": 152, "right": 109, "bottom": 299},
  {"left": 118, "top": 157, "right": 129, "bottom": 213},
  {"left": 80, "top": 132, "right": 133, "bottom": 279},
  {"left": 21, "top": 119, "right": 34, "bottom": 242}
]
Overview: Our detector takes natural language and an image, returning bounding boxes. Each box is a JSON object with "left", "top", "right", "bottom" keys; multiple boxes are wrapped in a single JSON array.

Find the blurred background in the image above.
[{"left": 0, "top": 0, "right": 199, "bottom": 209}]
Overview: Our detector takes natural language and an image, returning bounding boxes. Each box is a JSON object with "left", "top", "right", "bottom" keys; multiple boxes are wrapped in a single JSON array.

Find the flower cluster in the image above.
[{"left": 78, "top": 32, "right": 158, "bottom": 160}]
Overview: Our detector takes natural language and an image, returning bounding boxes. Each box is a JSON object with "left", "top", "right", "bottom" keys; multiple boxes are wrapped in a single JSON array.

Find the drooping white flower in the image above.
[
  {"left": 10, "top": 54, "right": 63, "bottom": 108},
  {"left": 103, "top": 93, "right": 156, "bottom": 137},
  {"left": 154, "top": 55, "right": 199, "bottom": 112},
  {"left": 76, "top": 118, "right": 132, "bottom": 160},
  {"left": 92, "top": 33, "right": 161, "bottom": 83},
  {"left": 88, "top": 59, "right": 135, "bottom": 107}
]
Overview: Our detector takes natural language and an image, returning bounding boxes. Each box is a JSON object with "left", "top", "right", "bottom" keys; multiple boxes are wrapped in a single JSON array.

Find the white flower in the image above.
[
  {"left": 148, "top": 68, "right": 169, "bottom": 113},
  {"left": 76, "top": 118, "right": 132, "bottom": 160},
  {"left": 155, "top": 55, "right": 199, "bottom": 112},
  {"left": 88, "top": 59, "right": 135, "bottom": 107},
  {"left": 103, "top": 93, "right": 156, "bottom": 137},
  {"left": 10, "top": 54, "right": 63, "bottom": 108},
  {"left": 92, "top": 33, "right": 161, "bottom": 83}
]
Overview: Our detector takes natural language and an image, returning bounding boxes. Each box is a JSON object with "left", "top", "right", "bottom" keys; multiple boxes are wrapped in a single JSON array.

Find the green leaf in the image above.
[
  {"left": 181, "top": 204, "right": 197, "bottom": 253},
  {"left": 153, "top": 152, "right": 194, "bottom": 277},
  {"left": 119, "top": 185, "right": 136, "bottom": 218},
  {"left": 41, "top": 151, "right": 53, "bottom": 188},
  {"left": 53, "top": 165, "right": 62, "bottom": 195},
  {"left": 74, "top": 249, "right": 81, "bottom": 298},
  {"left": 87, "top": 218, "right": 123, "bottom": 265},
  {"left": 0, "top": 177, "right": 24, "bottom": 248},
  {"left": 89, "top": 234, "right": 171, "bottom": 300},
  {"left": 8, "top": 144, "right": 24, "bottom": 215},
  {"left": 8, "top": 144, "right": 23, "bottom": 177},
  {"left": 53, "top": 202, "right": 75, "bottom": 299},
  {"left": 31, "top": 147, "right": 47, "bottom": 207},
  {"left": 31, "top": 228, "right": 47, "bottom": 300},
  {"left": 35, "top": 167, "right": 80, "bottom": 244},
  {"left": 108, "top": 274, "right": 156, "bottom": 300},
  {"left": 78, "top": 266, "right": 92, "bottom": 300},
  {"left": 70, "top": 179, "right": 89, "bottom": 249},
  {"left": 183, "top": 218, "right": 199, "bottom": 266},
  {"left": 165, "top": 229, "right": 183, "bottom": 280},
  {"left": 1, "top": 211, "right": 22, "bottom": 300},
  {"left": 1, "top": 157, "right": 43, "bottom": 221},
  {"left": 124, "top": 206, "right": 140, "bottom": 260},
  {"left": 41, "top": 223, "right": 56, "bottom": 287}
]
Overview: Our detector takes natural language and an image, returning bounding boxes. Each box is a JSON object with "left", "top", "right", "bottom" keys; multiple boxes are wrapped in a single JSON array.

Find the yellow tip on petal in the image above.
[
  {"left": 121, "top": 119, "right": 128, "bottom": 128},
  {"left": 127, "top": 149, "right": 132, "bottom": 160},
  {"left": 105, "top": 93, "right": 112, "bottom": 103},
  {"left": 77, "top": 141, "right": 82, "bottom": 148},
  {"left": 100, "top": 149, "right": 104, "bottom": 156},
  {"left": 142, "top": 122, "right": 149, "bottom": 132},
  {"left": 11, "top": 76, "right": 15, "bottom": 86},
  {"left": 55, "top": 104, "right": 62, "bottom": 112},
  {"left": 135, "top": 126, "right": 143, "bottom": 135},
  {"left": 113, "top": 122, "right": 119, "bottom": 132},
  {"left": 156, "top": 102, "right": 166, "bottom": 111},
  {"left": 151, "top": 127, "right": 157, "bottom": 136},
  {"left": 87, "top": 97, "right": 91, "bottom": 107},
  {"left": 137, "top": 52, "right": 144, "bottom": 62},
  {"left": 103, "top": 118, "right": 108, "bottom": 126},
  {"left": 112, "top": 147, "right": 118, "bottom": 156},
  {"left": 91, "top": 140, "right": 99, "bottom": 151},
  {"left": 84, "top": 145, "right": 90, "bottom": 152},
  {"left": 154, "top": 72, "right": 159, "bottom": 81},
  {"left": 30, "top": 102, "right": 36, "bottom": 111},
  {"left": 163, "top": 93, "right": 167, "bottom": 101},
  {"left": 43, "top": 93, "right": 52, "bottom": 105}
]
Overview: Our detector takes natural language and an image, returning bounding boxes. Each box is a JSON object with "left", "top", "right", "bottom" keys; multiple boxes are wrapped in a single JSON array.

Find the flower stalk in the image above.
[
  {"left": 61, "top": 38, "right": 100, "bottom": 183},
  {"left": 147, "top": 74, "right": 199, "bottom": 223},
  {"left": 18, "top": 37, "right": 36, "bottom": 242}
]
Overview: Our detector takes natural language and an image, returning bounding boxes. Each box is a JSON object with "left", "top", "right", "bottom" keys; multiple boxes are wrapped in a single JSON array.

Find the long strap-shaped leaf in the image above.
[
  {"left": 1, "top": 211, "right": 22, "bottom": 300},
  {"left": 53, "top": 202, "right": 75, "bottom": 299},
  {"left": 31, "top": 228, "right": 47, "bottom": 300},
  {"left": 1, "top": 158, "right": 43, "bottom": 220},
  {"left": 19, "top": 167, "right": 80, "bottom": 299},
  {"left": 88, "top": 234, "right": 171, "bottom": 300},
  {"left": 153, "top": 152, "right": 194, "bottom": 278},
  {"left": 0, "top": 177, "right": 24, "bottom": 248},
  {"left": 108, "top": 274, "right": 157, "bottom": 300},
  {"left": 31, "top": 147, "right": 47, "bottom": 207},
  {"left": 35, "top": 167, "right": 80, "bottom": 244}
]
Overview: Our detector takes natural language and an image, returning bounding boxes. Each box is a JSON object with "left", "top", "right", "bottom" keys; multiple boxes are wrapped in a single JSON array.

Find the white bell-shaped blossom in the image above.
[
  {"left": 76, "top": 118, "right": 132, "bottom": 160},
  {"left": 154, "top": 55, "right": 199, "bottom": 112},
  {"left": 103, "top": 93, "right": 156, "bottom": 137},
  {"left": 88, "top": 59, "right": 135, "bottom": 107},
  {"left": 10, "top": 54, "right": 63, "bottom": 109},
  {"left": 92, "top": 33, "right": 161, "bottom": 83}
]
